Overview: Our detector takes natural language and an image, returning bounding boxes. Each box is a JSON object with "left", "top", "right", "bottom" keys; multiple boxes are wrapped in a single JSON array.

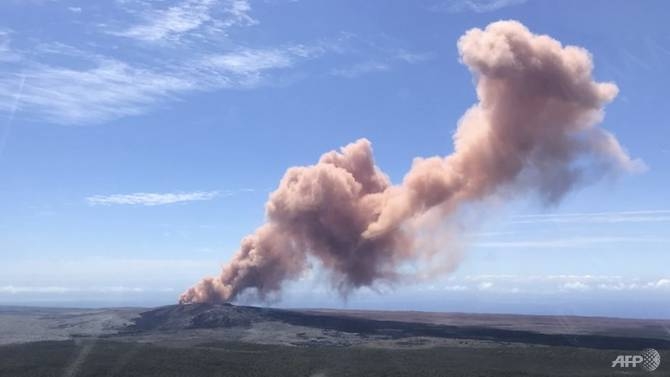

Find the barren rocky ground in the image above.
[
  {"left": 2, "top": 304, "right": 670, "bottom": 349},
  {"left": 1, "top": 304, "right": 668, "bottom": 376}
]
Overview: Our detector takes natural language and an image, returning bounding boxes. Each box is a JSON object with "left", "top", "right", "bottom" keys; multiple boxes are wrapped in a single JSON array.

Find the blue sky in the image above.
[{"left": 0, "top": 0, "right": 669, "bottom": 318}]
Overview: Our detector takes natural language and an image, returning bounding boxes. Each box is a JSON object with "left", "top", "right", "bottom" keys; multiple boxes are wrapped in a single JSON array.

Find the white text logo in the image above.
[{"left": 611, "top": 349, "right": 661, "bottom": 372}]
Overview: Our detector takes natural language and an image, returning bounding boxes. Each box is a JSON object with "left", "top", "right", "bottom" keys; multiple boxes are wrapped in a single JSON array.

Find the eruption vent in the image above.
[{"left": 180, "top": 20, "right": 642, "bottom": 304}]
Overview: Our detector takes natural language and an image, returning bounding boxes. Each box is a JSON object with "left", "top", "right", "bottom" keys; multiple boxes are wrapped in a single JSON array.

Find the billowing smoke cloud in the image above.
[{"left": 180, "top": 20, "right": 643, "bottom": 304}]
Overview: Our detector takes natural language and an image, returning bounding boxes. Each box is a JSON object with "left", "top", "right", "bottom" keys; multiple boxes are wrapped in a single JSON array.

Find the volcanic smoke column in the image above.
[{"left": 180, "top": 20, "right": 643, "bottom": 304}]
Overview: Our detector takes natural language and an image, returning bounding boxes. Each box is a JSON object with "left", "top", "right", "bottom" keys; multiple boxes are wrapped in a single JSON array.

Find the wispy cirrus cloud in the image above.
[
  {"left": 428, "top": 0, "right": 526, "bottom": 13},
  {"left": 330, "top": 61, "right": 391, "bottom": 78},
  {"left": 86, "top": 188, "right": 256, "bottom": 206},
  {"left": 203, "top": 46, "right": 308, "bottom": 75},
  {"left": 0, "top": 59, "right": 192, "bottom": 124},
  {"left": 0, "top": 30, "right": 20, "bottom": 63},
  {"left": 0, "top": 285, "right": 160, "bottom": 294},
  {"left": 111, "top": 0, "right": 256, "bottom": 43},
  {"left": 474, "top": 235, "right": 670, "bottom": 249},
  {"left": 86, "top": 191, "right": 220, "bottom": 206},
  {"left": 510, "top": 210, "right": 670, "bottom": 225},
  {"left": 330, "top": 48, "right": 432, "bottom": 79},
  {"left": 0, "top": 0, "right": 295, "bottom": 125},
  {"left": 0, "top": 2, "right": 430, "bottom": 125},
  {"left": 0, "top": 43, "right": 320, "bottom": 124}
]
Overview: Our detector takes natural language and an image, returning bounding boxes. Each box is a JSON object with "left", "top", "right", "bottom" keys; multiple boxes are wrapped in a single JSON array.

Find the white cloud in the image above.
[
  {"left": 429, "top": 0, "right": 526, "bottom": 13},
  {"left": 478, "top": 281, "right": 493, "bottom": 290},
  {"left": 201, "top": 45, "right": 319, "bottom": 77},
  {"left": 510, "top": 210, "right": 670, "bottom": 225},
  {"left": 0, "top": 286, "right": 69, "bottom": 294},
  {"left": 0, "top": 3, "right": 427, "bottom": 124},
  {"left": 0, "top": 257, "right": 220, "bottom": 290},
  {"left": 225, "top": 0, "right": 257, "bottom": 26},
  {"left": 86, "top": 191, "right": 219, "bottom": 206},
  {"left": 0, "top": 59, "right": 193, "bottom": 124},
  {"left": 0, "top": 30, "right": 20, "bottom": 63},
  {"left": 112, "top": 0, "right": 256, "bottom": 43},
  {"left": 0, "top": 43, "right": 318, "bottom": 124},
  {"left": 464, "top": 274, "right": 623, "bottom": 283},
  {"left": 443, "top": 284, "right": 468, "bottom": 291},
  {"left": 562, "top": 281, "right": 590, "bottom": 291},
  {"left": 457, "top": 274, "right": 670, "bottom": 294},
  {"left": 0, "top": 285, "right": 152, "bottom": 294},
  {"left": 330, "top": 49, "right": 431, "bottom": 79},
  {"left": 331, "top": 61, "right": 390, "bottom": 79},
  {"left": 474, "top": 236, "right": 670, "bottom": 249},
  {"left": 394, "top": 50, "right": 433, "bottom": 64}
]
